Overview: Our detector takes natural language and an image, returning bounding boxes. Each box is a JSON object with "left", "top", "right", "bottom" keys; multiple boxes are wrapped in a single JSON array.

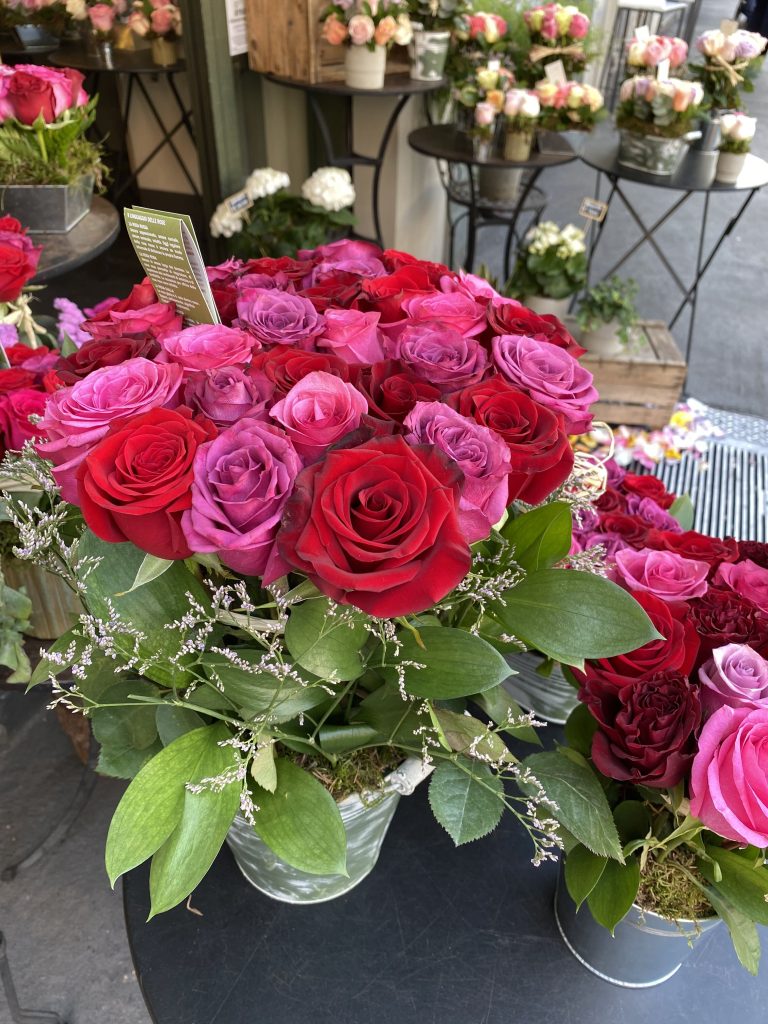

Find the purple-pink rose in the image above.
[
  {"left": 690, "top": 705, "right": 768, "bottom": 846},
  {"left": 491, "top": 334, "right": 598, "bottom": 434},
  {"left": 182, "top": 418, "right": 302, "bottom": 576},
  {"left": 404, "top": 402, "right": 511, "bottom": 543},
  {"left": 699, "top": 643, "right": 768, "bottom": 715},
  {"left": 299, "top": 238, "right": 386, "bottom": 283},
  {"left": 236, "top": 288, "right": 324, "bottom": 349},
  {"left": 317, "top": 308, "right": 385, "bottom": 364},
  {"left": 580, "top": 531, "right": 631, "bottom": 559},
  {"left": 161, "top": 324, "right": 257, "bottom": 373},
  {"left": 715, "top": 559, "right": 768, "bottom": 614},
  {"left": 400, "top": 290, "right": 487, "bottom": 337},
  {"left": 439, "top": 269, "right": 501, "bottom": 301},
  {"left": 269, "top": 370, "right": 367, "bottom": 461},
  {"left": 386, "top": 321, "right": 488, "bottom": 393},
  {"left": 604, "top": 458, "right": 626, "bottom": 489},
  {"left": 183, "top": 367, "right": 274, "bottom": 429},
  {"left": 38, "top": 357, "right": 183, "bottom": 502},
  {"left": 626, "top": 495, "right": 682, "bottom": 532},
  {"left": 614, "top": 547, "right": 709, "bottom": 601}
]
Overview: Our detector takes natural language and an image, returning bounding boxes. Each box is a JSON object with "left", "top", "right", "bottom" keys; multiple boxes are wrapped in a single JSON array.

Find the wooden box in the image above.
[
  {"left": 245, "top": 0, "right": 410, "bottom": 82},
  {"left": 580, "top": 321, "right": 687, "bottom": 430}
]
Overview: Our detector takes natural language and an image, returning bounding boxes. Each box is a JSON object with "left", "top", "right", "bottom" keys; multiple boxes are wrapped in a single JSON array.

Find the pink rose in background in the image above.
[
  {"left": 691, "top": 705, "right": 768, "bottom": 845},
  {"left": 474, "top": 101, "right": 496, "bottom": 128},
  {"left": 88, "top": 3, "right": 117, "bottom": 33},
  {"left": 300, "top": 238, "right": 385, "bottom": 282},
  {"left": 491, "top": 334, "right": 597, "bottom": 433},
  {"left": 160, "top": 324, "right": 256, "bottom": 373},
  {"left": 614, "top": 547, "right": 710, "bottom": 601},
  {"left": 84, "top": 301, "right": 181, "bottom": 342},
  {"left": 569, "top": 12, "right": 590, "bottom": 38},
  {"left": 440, "top": 269, "right": 500, "bottom": 302},
  {"left": 37, "top": 358, "right": 183, "bottom": 502},
  {"left": 0, "top": 388, "right": 47, "bottom": 451},
  {"left": 645, "top": 36, "right": 672, "bottom": 65},
  {"left": 404, "top": 402, "right": 511, "bottom": 543},
  {"left": 269, "top": 371, "right": 367, "bottom": 461},
  {"left": 317, "top": 309, "right": 385, "bottom": 364},
  {"left": 183, "top": 366, "right": 274, "bottom": 428},
  {"left": 699, "top": 644, "right": 768, "bottom": 714},
  {"left": 183, "top": 419, "right": 302, "bottom": 576},
  {"left": 387, "top": 321, "right": 488, "bottom": 393},
  {"left": 670, "top": 38, "right": 689, "bottom": 66},
  {"left": 236, "top": 289, "right": 324, "bottom": 349},
  {"left": 716, "top": 559, "right": 768, "bottom": 614},
  {"left": 150, "top": 6, "right": 174, "bottom": 35},
  {"left": 400, "top": 291, "right": 486, "bottom": 338},
  {"left": 348, "top": 13, "right": 375, "bottom": 45}
]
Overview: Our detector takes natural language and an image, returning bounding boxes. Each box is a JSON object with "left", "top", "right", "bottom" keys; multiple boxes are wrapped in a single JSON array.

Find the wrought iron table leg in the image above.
[
  {"left": 465, "top": 162, "right": 478, "bottom": 271},
  {"left": 501, "top": 167, "right": 543, "bottom": 280},
  {"left": 371, "top": 93, "right": 410, "bottom": 248},
  {"left": 0, "top": 933, "right": 65, "bottom": 1024}
]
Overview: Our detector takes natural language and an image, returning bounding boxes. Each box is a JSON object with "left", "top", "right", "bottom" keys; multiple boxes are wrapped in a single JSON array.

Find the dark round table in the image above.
[
  {"left": 408, "top": 124, "right": 577, "bottom": 275},
  {"left": 32, "top": 197, "right": 120, "bottom": 283},
  {"left": 123, "top": 781, "right": 767, "bottom": 1024},
  {"left": 265, "top": 73, "right": 444, "bottom": 248}
]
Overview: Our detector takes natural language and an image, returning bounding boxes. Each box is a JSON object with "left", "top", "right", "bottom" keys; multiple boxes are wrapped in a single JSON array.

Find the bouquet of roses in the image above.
[
  {"left": 693, "top": 27, "right": 767, "bottom": 110},
  {"left": 534, "top": 79, "right": 604, "bottom": 131},
  {"left": 321, "top": 0, "right": 413, "bottom": 50},
  {"left": 127, "top": 0, "right": 180, "bottom": 41},
  {"left": 518, "top": 2, "right": 590, "bottom": 84},
  {"left": 626, "top": 32, "right": 688, "bottom": 72},
  {"left": 1, "top": 241, "right": 657, "bottom": 916},
  {"left": 719, "top": 110, "right": 757, "bottom": 154},
  {"left": 617, "top": 76, "right": 704, "bottom": 139},
  {"left": 0, "top": 0, "right": 75, "bottom": 36}
]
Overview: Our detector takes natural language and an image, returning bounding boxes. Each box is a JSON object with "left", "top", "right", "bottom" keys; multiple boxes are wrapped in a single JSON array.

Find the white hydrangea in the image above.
[
  {"left": 209, "top": 201, "right": 245, "bottom": 239},
  {"left": 244, "top": 167, "right": 290, "bottom": 201},
  {"left": 301, "top": 167, "right": 356, "bottom": 212},
  {"left": 526, "top": 220, "right": 585, "bottom": 257}
]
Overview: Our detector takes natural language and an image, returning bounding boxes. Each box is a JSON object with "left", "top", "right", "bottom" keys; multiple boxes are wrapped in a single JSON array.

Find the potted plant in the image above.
[
  {"left": 1, "top": 247, "right": 657, "bottom": 913},
  {"left": 502, "top": 87, "right": 540, "bottom": 161},
  {"left": 507, "top": 221, "right": 587, "bottom": 317},
  {"left": 0, "top": 65, "right": 106, "bottom": 233},
  {"left": 692, "top": 27, "right": 767, "bottom": 111},
  {"left": 616, "top": 75, "right": 705, "bottom": 176},
  {"left": 128, "top": 0, "right": 182, "bottom": 66},
  {"left": 320, "top": 1, "right": 414, "bottom": 90},
  {"left": 535, "top": 79, "right": 605, "bottom": 132},
  {"left": 407, "top": 0, "right": 464, "bottom": 81},
  {"left": 716, "top": 111, "right": 756, "bottom": 183},
  {"left": 576, "top": 276, "right": 639, "bottom": 356}
]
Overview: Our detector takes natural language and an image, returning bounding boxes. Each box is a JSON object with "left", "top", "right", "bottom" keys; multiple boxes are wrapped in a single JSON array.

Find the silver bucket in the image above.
[
  {"left": 554, "top": 863, "right": 720, "bottom": 987},
  {"left": 0, "top": 174, "right": 94, "bottom": 233},
  {"left": 617, "top": 129, "right": 690, "bottom": 176},
  {"left": 503, "top": 651, "right": 579, "bottom": 724},
  {"left": 226, "top": 757, "right": 432, "bottom": 904}
]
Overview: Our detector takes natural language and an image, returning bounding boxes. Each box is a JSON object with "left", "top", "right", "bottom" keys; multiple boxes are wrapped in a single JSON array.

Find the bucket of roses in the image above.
[{"left": 2, "top": 242, "right": 657, "bottom": 913}]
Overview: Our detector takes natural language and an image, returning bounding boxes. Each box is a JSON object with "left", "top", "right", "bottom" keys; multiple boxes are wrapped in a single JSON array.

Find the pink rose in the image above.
[
  {"left": 699, "top": 644, "right": 768, "bottom": 715},
  {"left": 440, "top": 269, "right": 501, "bottom": 302},
  {"left": 88, "top": 3, "right": 117, "bottom": 33},
  {"left": 348, "top": 13, "right": 375, "bottom": 46},
  {"left": 715, "top": 559, "right": 768, "bottom": 614},
  {"left": 150, "top": 7, "right": 174, "bottom": 34},
  {"left": 404, "top": 402, "right": 511, "bottom": 543},
  {"left": 491, "top": 334, "right": 597, "bottom": 433},
  {"left": 160, "top": 324, "right": 257, "bottom": 373},
  {"left": 569, "top": 12, "right": 590, "bottom": 39},
  {"left": 0, "top": 388, "right": 47, "bottom": 451},
  {"left": 645, "top": 36, "right": 671, "bottom": 65},
  {"left": 236, "top": 289, "right": 324, "bottom": 349},
  {"left": 300, "top": 239, "right": 386, "bottom": 282},
  {"left": 37, "top": 358, "right": 183, "bottom": 502},
  {"left": 690, "top": 705, "right": 768, "bottom": 845},
  {"left": 670, "top": 38, "right": 689, "bottom": 67},
  {"left": 400, "top": 290, "right": 487, "bottom": 338},
  {"left": 183, "top": 366, "right": 274, "bottom": 429},
  {"left": 269, "top": 371, "right": 367, "bottom": 462},
  {"left": 317, "top": 308, "right": 385, "bottom": 364},
  {"left": 386, "top": 321, "right": 488, "bottom": 393},
  {"left": 614, "top": 547, "right": 710, "bottom": 601}
]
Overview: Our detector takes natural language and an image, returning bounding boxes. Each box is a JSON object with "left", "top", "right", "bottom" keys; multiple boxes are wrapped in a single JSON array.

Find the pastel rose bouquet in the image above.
[
  {"left": 517, "top": 3, "right": 591, "bottom": 84},
  {"left": 617, "top": 75, "right": 704, "bottom": 138},
  {"left": 1, "top": 245, "right": 657, "bottom": 917},
  {"left": 127, "top": 0, "right": 181, "bottom": 40},
  {"left": 718, "top": 110, "right": 757, "bottom": 154},
  {"left": 534, "top": 79, "right": 604, "bottom": 131},
  {"left": 0, "top": 0, "right": 75, "bottom": 36},
  {"left": 320, "top": 0, "right": 413, "bottom": 50},
  {"left": 558, "top": 460, "right": 768, "bottom": 973},
  {"left": 693, "top": 27, "right": 766, "bottom": 110},
  {"left": 626, "top": 33, "right": 688, "bottom": 71}
]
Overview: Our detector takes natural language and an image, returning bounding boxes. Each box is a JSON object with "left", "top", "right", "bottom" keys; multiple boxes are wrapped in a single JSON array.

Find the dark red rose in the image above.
[
  {"left": 689, "top": 587, "right": 768, "bottom": 664},
  {"left": 0, "top": 387, "right": 47, "bottom": 452},
  {"left": 580, "top": 669, "right": 701, "bottom": 787},
  {"left": 0, "top": 368, "right": 37, "bottom": 393},
  {"left": 250, "top": 347, "right": 350, "bottom": 398},
  {"left": 598, "top": 512, "right": 649, "bottom": 549},
  {"left": 486, "top": 301, "right": 586, "bottom": 358},
  {"left": 7, "top": 70, "right": 56, "bottom": 124},
  {"left": 299, "top": 272, "right": 362, "bottom": 312},
  {"left": 273, "top": 435, "right": 471, "bottom": 617},
  {"left": 356, "top": 266, "right": 434, "bottom": 324},
  {"left": 595, "top": 486, "right": 627, "bottom": 514},
  {"left": 351, "top": 360, "right": 441, "bottom": 425},
  {"left": 52, "top": 336, "right": 161, "bottom": 386},
  {"left": 243, "top": 256, "right": 316, "bottom": 282},
  {"left": 622, "top": 473, "right": 675, "bottom": 509},
  {"left": 645, "top": 529, "right": 739, "bottom": 569},
  {"left": 3, "top": 342, "right": 39, "bottom": 366},
  {"left": 380, "top": 249, "right": 452, "bottom": 287},
  {"left": 0, "top": 216, "right": 41, "bottom": 303},
  {"left": 449, "top": 377, "right": 573, "bottom": 505},
  {"left": 42, "top": 368, "right": 67, "bottom": 394},
  {"left": 76, "top": 406, "right": 216, "bottom": 560},
  {"left": 210, "top": 281, "right": 239, "bottom": 325},
  {"left": 736, "top": 541, "right": 768, "bottom": 570}
]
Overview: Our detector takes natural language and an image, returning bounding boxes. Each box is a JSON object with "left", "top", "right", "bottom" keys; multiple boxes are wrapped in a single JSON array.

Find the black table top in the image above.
[
  {"left": 408, "top": 123, "right": 577, "bottom": 169},
  {"left": 265, "top": 72, "right": 444, "bottom": 97},
  {"left": 32, "top": 197, "right": 120, "bottom": 283},
  {"left": 49, "top": 43, "right": 185, "bottom": 74},
  {"left": 123, "top": 782, "right": 767, "bottom": 1024},
  {"left": 579, "top": 127, "right": 768, "bottom": 192}
]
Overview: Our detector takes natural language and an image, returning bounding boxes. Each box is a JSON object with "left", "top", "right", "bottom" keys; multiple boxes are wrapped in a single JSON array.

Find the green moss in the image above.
[
  {"left": 636, "top": 849, "right": 712, "bottom": 923},
  {"left": 285, "top": 745, "right": 404, "bottom": 802}
]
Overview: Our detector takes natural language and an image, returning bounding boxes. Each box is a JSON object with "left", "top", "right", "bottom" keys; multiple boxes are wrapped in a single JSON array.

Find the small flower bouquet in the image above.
[
  {"left": 716, "top": 110, "right": 757, "bottom": 182},
  {"left": 693, "top": 27, "right": 767, "bottom": 110},
  {"left": 534, "top": 79, "right": 604, "bottom": 132},
  {"left": 0, "top": 0, "right": 75, "bottom": 37},
  {"left": 519, "top": 2, "right": 591, "bottom": 84},
  {"left": 508, "top": 221, "right": 587, "bottom": 312},
  {"left": 406, "top": 0, "right": 466, "bottom": 80},
  {"left": 321, "top": 1, "right": 413, "bottom": 88},
  {"left": 85, "top": 1, "right": 128, "bottom": 40},
  {"left": 210, "top": 166, "right": 356, "bottom": 260},
  {"left": 502, "top": 87, "right": 540, "bottom": 161},
  {"left": 1, "top": 244, "right": 657, "bottom": 915},
  {"left": 626, "top": 32, "right": 688, "bottom": 72},
  {"left": 617, "top": 76, "right": 704, "bottom": 175},
  {"left": 128, "top": 0, "right": 181, "bottom": 65}
]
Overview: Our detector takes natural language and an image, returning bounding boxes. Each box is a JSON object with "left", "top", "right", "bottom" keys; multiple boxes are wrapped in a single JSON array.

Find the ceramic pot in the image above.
[
  {"left": 524, "top": 295, "right": 571, "bottom": 318},
  {"left": 617, "top": 129, "right": 689, "bottom": 176},
  {"left": 226, "top": 758, "right": 432, "bottom": 903},
  {"left": 2, "top": 560, "right": 82, "bottom": 640},
  {"left": 555, "top": 864, "right": 721, "bottom": 987},
  {"left": 0, "top": 173, "right": 94, "bottom": 233},
  {"left": 409, "top": 28, "right": 450, "bottom": 81},
  {"left": 344, "top": 44, "right": 386, "bottom": 90},
  {"left": 579, "top": 318, "right": 624, "bottom": 356},
  {"left": 503, "top": 651, "right": 578, "bottom": 724},
  {"left": 715, "top": 150, "right": 747, "bottom": 184},
  {"left": 503, "top": 126, "right": 534, "bottom": 162},
  {"left": 151, "top": 36, "right": 177, "bottom": 67}
]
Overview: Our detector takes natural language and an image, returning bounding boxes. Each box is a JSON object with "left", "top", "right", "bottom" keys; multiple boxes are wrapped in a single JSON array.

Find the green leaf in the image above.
[
  {"left": 522, "top": 750, "right": 623, "bottom": 861},
  {"left": 252, "top": 759, "right": 347, "bottom": 875},
  {"left": 565, "top": 844, "right": 609, "bottom": 909},
  {"left": 704, "top": 887, "right": 761, "bottom": 975},
  {"left": 669, "top": 494, "right": 694, "bottom": 531},
  {"left": 284, "top": 597, "right": 368, "bottom": 681},
  {"left": 155, "top": 705, "right": 204, "bottom": 746},
  {"left": 115, "top": 554, "right": 174, "bottom": 596},
  {"left": 490, "top": 570, "right": 661, "bottom": 668},
  {"left": 428, "top": 759, "right": 504, "bottom": 846},
  {"left": 105, "top": 723, "right": 231, "bottom": 886},
  {"left": 382, "top": 627, "right": 510, "bottom": 699},
  {"left": 502, "top": 502, "right": 573, "bottom": 571},
  {"left": 250, "top": 743, "right": 277, "bottom": 793},
  {"left": 563, "top": 702, "right": 597, "bottom": 758},
  {"left": 472, "top": 685, "right": 541, "bottom": 745},
  {"left": 200, "top": 652, "right": 328, "bottom": 722},
  {"left": 351, "top": 681, "right": 426, "bottom": 745},
  {"left": 701, "top": 847, "right": 768, "bottom": 927},
  {"left": 586, "top": 858, "right": 641, "bottom": 933},
  {"left": 613, "top": 801, "right": 651, "bottom": 845},
  {"left": 28, "top": 627, "right": 86, "bottom": 688},
  {"left": 91, "top": 680, "right": 162, "bottom": 779},
  {"left": 318, "top": 723, "right": 380, "bottom": 755},
  {"left": 433, "top": 708, "right": 511, "bottom": 763}
]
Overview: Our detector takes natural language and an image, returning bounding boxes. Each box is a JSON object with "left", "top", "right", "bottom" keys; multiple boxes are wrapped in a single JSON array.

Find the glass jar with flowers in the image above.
[
  {"left": 507, "top": 220, "right": 587, "bottom": 317},
  {"left": 716, "top": 111, "right": 757, "bottom": 183},
  {"left": 320, "top": 1, "right": 414, "bottom": 90},
  {"left": 616, "top": 76, "right": 705, "bottom": 175},
  {"left": 128, "top": 0, "right": 182, "bottom": 67}
]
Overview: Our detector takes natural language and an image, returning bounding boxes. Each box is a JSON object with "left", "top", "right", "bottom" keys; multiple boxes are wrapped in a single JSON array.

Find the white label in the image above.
[
  {"left": 226, "top": 189, "right": 252, "bottom": 214},
  {"left": 487, "top": 58, "right": 501, "bottom": 72},
  {"left": 226, "top": 0, "right": 248, "bottom": 57},
  {"left": 635, "top": 24, "right": 650, "bottom": 41},
  {"left": 544, "top": 59, "right": 567, "bottom": 84},
  {"left": 579, "top": 197, "right": 608, "bottom": 222},
  {"left": 656, "top": 58, "right": 670, "bottom": 81},
  {"left": 720, "top": 19, "right": 739, "bottom": 35}
]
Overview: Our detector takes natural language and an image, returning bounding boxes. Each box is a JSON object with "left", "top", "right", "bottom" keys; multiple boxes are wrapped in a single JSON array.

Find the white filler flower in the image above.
[
  {"left": 244, "top": 167, "right": 290, "bottom": 201},
  {"left": 301, "top": 167, "right": 356, "bottom": 212}
]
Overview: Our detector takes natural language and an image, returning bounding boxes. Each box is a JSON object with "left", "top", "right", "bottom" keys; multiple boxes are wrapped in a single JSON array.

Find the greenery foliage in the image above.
[
  {"left": 0, "top": 101, "right": 107, "bottom": 187},
  {"left": 226, "top": 194, "right": 355, "bottom": 260},
  {"left": 577, "top": 276, "right": 638, "bottom": 345}
]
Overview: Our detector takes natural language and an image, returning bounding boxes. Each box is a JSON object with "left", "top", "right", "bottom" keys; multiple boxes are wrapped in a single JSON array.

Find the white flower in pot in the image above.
[{"left": 716, "top": 111, "right": 757, "bottom": 184}]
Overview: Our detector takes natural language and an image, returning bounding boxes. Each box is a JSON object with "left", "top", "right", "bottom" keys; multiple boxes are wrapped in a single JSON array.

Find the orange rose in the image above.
[
  {"left": 322, "top": 14, "right": 348, "bottom": 46},
  {"left": 374, "top": 15, "right": 396, "bottom": 46}
]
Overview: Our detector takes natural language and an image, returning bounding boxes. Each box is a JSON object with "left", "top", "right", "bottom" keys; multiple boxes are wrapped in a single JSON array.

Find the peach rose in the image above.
[
  {"left": 322, "top": 14, "right": 348, "bottom": 46},
  {"left": 374, "top": 15, "right": 396, "bottom": 46}
]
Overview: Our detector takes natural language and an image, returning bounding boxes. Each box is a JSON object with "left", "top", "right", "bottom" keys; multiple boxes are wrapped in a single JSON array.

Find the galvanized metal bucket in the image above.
[
  {"left": 226, "top": 757, "right": 432, "bottom": 904},
  {"left": 617, "top": 129, "right": 691, "bottom": 176},
  {"left": 554, "top": 864, "right": 720, "bottom": 987},
  {"left": 0, "top": 174, "right": 94, "bottom": 233},
  {"left": 503, "top": 651, "right": 579, "bottom": 724}
]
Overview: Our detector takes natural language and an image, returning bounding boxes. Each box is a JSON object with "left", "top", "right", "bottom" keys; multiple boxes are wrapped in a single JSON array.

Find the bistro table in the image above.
[
  {"left": 579, "top": 129, "right": 768, "bottom": 367},
  {"left": 265, "top": 74, "right": 443, "bottom": 249},
  {"left": 31, "top": 197, "right": 120, "bottom": 284},
  {"left": 123, "top": 777, "right": 767, "bottom": 1024},
  {"left": 408, "top": 124, "right": 577, "bottom": 276}
]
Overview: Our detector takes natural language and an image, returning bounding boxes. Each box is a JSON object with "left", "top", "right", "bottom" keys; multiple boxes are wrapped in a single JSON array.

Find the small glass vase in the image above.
[
  {"left": 96, "top": 36, "right": 114, "bottom": 68},
  {"left": 151, "top": 35, "right": 177, "bottom": 67}
]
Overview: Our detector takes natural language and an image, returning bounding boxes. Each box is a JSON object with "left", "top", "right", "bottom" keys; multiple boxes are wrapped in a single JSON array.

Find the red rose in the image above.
[
  {"left": 299, "top": 272, "right": 362, "bottom": 312},
  {"left": 0, "top": 368, "right": 37, "bottom": 393},
  {"left": 690, "top": 587, "right": 768, "bottom": 665},
  {"left": 737, "top": 541, "right": 768, "bottom": 570},
  {"left": 580, "top": 669, "right": 701, "bottom": 787},
  {"left": 351, "top": 359, "right": 441, "bottom": 425},
  {"left": 645, "top": 529, "right": 739, "bottom": 569},
  {"left": 3, "top": 342, "right": 39, "bottom": 366},
  {"left": 210, "top": 281, "right": 239, "bottom": 325},
  {"left": 243, "top": 256, "right": 316, "bottom": 282},
  {"left": 380, "top": 249, "right": 452, "bottom": 287},
  {"left": 597, "top": 512, "right": 649, "bottom": 549},
  {"left": 449, "top": 377, "right": 573, "bottom": 504},
  {"left": 250, "top": 347, "right": 350, "bottom": 398},
  {"left": 0, "top": 387, "right": 47, "bottom": 452},
  {"left": 622, "top": 473, "right": 675, "bottom": 509},
  {"left": 7, "top": 69, "right": 57, "bottom": 124},
  {"left": 486, "top": 301, "right": 586, "bottom": 358},
  {"left": 595, "top": 486, "right": 627, "bottom": 514},
  {"left": 274, "top": 435, "right": 471, "bottom": 617},
  {"left": 0, "top": 216, "right": 42, "bottom": 302},
  {"left": 356, "top": 266, "right": 434, "bottom": 324},
  {"left": 52, "top": 336, "right": 161, "bottom": 386},
  {"left": 42, "top": 368, "right": 67, "bottom": 394},
  {"left": 76, "top": 406, "right": 216, "bottom": 560}
]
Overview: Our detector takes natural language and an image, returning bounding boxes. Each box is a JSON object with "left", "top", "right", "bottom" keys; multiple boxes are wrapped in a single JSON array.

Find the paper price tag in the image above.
[
  {"left": 656, "top": 57, "right": 670, "bottom": 81},
  {"left": 579, "top": 197, "right": 608, "bottom": 222},
  {"left": 226, "top": 189, "right": 252, "bottom": 215},
  {"left": 720, "top": 19, "right": 739, "bottom": 35},
  {"left": 544, "top": 59, "right": 567, "bottom": 84},
  {"left": 634, "top": 24, "right": 650, "bottom": 41}
]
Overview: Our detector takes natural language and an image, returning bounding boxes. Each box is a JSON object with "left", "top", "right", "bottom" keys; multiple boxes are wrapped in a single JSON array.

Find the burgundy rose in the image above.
[
  {"left": 690, "top": 586, "right": 768, "bottom": 664},
  {"left": 52, "top": 336, "right": 161, "bottom": 386},
  {"left": 597, "top": 512, "right": 649, "bottom": 549},
  {"left": 622, "top": 473, "right": 675, "bottom": 510},
  {"left": 386, "top": 321, "right": 488, "bottom": 393},
  {"left": 644, "top": 529, "right": 739, "bottom": 569},
  {"left": 595, "top": 486, "right": 627, "bottom": 514},
  {"left": 737, "top": 540, "right": 768, "bottom": 570},
  {"left": 351, "top": 359, "right": 441, "bottom": 425},
  {"left": 486, "top": 300, "right": 586, "bottom": 358},
  {"left": 251, "top": 347, "right": 350, "bottom": 398}
]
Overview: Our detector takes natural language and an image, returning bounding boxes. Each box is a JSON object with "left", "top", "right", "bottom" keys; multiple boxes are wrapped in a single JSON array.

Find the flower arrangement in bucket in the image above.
[
  {"left": 128, "top": 0, "right": 182, "bottom": 67},
  {"left": 626, "top": 32, "right": 688, "bottom": 74},
  {"left": 209, "top": 166, "right": 356, "bottom": 259},
  {"left": 534, "top": 79, "right": 604, "bottom": 132},
  {"left": 406, "top": 0, "right": 466, "bottom": 81},
  {"left": 502, "top": 87, "right": 540, "bottom": 161},
  {"left": 518, "top": 2, "right": 591, "bottom": 85},
  {"left": 1, "top": 244, "right": 659, "bottom": 913},
  {"left": 616, "top": 75, "right": 705, "bottom": 175},
  {"left": 693, "top": 26, "right": 767, "bottom": 111},
  {"left": 321, "top": 1, "right": 414, "bottom": 90},
  {"left": 454, "top": 58, "right": 514, "bottom": 142},
  {"left": 0, "top": 64, "right": 107, "bottom": 232},
  {"left": 0, "top": 0, "right": 76, "bottom": 38},
  {"left": 716, "top": 111, "right": 757, "bottom": 184},
  {"left": 507, "top": 221, "right": 587, "bottom": 317},
  {"left": 575, "top": 276, "right": 639, "bottom": 356}
]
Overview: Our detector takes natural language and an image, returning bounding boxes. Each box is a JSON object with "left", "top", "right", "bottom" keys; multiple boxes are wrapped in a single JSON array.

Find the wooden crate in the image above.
[
  {"left": 579, "top": 321, "right": 687, "bottom": 430},
  {"left": 245, "top": 0, "right": 410, "bottom": 82}
]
